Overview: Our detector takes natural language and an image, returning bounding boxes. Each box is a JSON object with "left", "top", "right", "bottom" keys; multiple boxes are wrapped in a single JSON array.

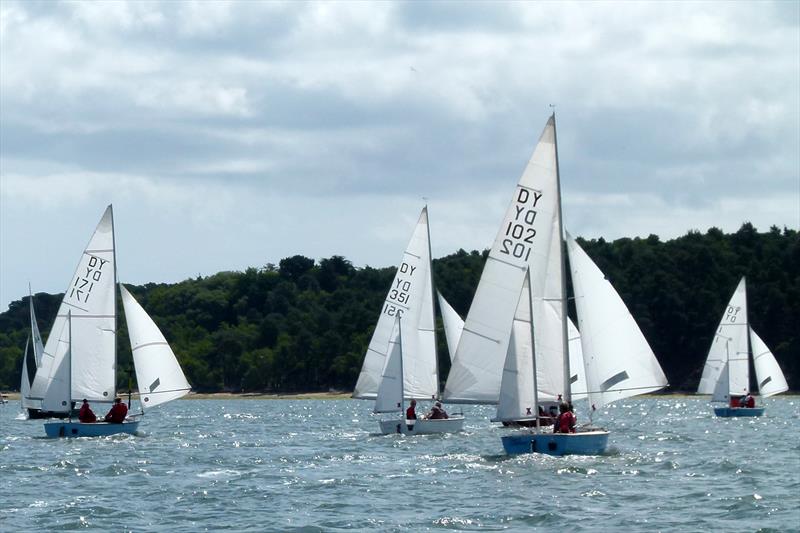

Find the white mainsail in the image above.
[
  {"left": 698, "top": 277, "right": 749, "bottom": 398},
  {"left": 30, "top": 206, "right": 117, "bottom": 404},
  {"left": 750, "top": 327, "right": 788, "bottom": 398},
  {"left": 495, "top": 273, "right": 537, "bottom": 422},
  {"left": 444, "top": 117, "right": 561, "bottom": 404},
  {"left": 20, "top": 338, "right": 33, "bottom": 410},
  {"left": 374, "top": 319, "right": 404, "bottom": 414},
  {"left": 437, "top": 291, "right": 464, "bottom": 363},
  {"left": 354, "top": 207, "right": 437, "bottom": 400},
  {"left": 22, "top": 291, "right": 46, "bottom": 411},
  {"left": 566, "top": 233, "right": 668, "bottom": 408},
  {"left": 120, "top": 284, "right": 191, "bottom": 410}
]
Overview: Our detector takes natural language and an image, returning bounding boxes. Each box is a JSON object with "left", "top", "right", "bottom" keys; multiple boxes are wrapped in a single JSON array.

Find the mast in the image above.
[
  {"left": 551, "top": 112, "right": 572, "bottom": 403},
  {"left": 526, "top": 267, "right": 540, "bottom": 433},
  {"left": 423, "top": 203, "right": 441, "bottom": 399},
  {"left": 398, "top": 317, "right": 405, "bottom": 415},
  {"left": 110, "top": 204, "right": 118, "bottom": 400},
  {"left": 67, "top": 311, "right": 72, "bottom": 421}
]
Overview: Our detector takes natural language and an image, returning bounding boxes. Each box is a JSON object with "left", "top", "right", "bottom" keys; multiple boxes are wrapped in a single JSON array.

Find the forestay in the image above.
[
  {"left": 750, "top": 327, "right": 788, "bottom": 397},
  {"left": 698, "top": 277, "right": 749, "bottom": 397},
  {"left": 353, "top": 207, "right": 436, "bottom": 400},
  {"left": 121, "top": 285, "right": 191, "bottom": 410},
  {"left": 566, "top": 233, "right": 667, "bottom": 408},
  {"left": 30, "top": 206, "right": 117, "bottom": 403},
  {"left": 444, "top": 117, "right": 561, "bottom": 404}
]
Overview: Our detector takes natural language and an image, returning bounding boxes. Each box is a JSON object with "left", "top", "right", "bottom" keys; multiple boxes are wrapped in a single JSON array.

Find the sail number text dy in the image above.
[{"left": 499, "top": 187, "right": 544, "bottom": 262}]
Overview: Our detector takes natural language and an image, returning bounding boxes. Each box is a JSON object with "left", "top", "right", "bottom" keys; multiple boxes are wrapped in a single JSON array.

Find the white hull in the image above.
[{"left": 378, "top": 416, "right": 465, "bottom": 435}]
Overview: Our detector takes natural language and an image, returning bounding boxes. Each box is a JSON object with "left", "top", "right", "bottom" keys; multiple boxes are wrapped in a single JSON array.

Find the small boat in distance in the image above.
[
  {"left": 353, "top": 206, "right": 464, "bottom": 434},
  {"left": 697, "top": 277, "right": 788, "bottom": 417}
]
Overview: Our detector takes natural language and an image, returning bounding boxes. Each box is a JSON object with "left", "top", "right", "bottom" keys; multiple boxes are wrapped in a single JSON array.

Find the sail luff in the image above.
[
  {"left": 374, "top": 319, "right": 404, "bottom": 414},
  {"left": 551, "top": 113, "right": 571, "bottom": 403}
]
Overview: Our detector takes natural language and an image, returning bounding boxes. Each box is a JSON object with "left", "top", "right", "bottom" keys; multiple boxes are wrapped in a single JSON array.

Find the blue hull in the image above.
[
  {"left": 502, "top": 430, "right": 609, "bottom": 456},
  {"left": 44, "top": 421, "right": 140, "bottom": 438},
  {"left": 714, "top": 407, "right": 765, "bottom": 418}
]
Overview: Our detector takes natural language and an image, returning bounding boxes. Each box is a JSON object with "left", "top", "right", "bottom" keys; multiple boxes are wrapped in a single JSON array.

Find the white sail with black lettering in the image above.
[
  {"left": 750, "top": 327, "right": 788, "bottom": 398},
  {"left": 444, "top": 117, "right": 560, "bottom": 404},
  {"left": 30, "top": 206, "right": 117, "bottom": 403},
  {"left": 566, "top": 233, "right": 668, "bottom": 408},
  {"left": 698, "top": 277, "right": 749, "bottom": 398},
  {"left": 354, "top": 207, "right": 436, "bottom": 400},
  {"left": 121, "top": 284, "right": 191, "bottom": 410}
]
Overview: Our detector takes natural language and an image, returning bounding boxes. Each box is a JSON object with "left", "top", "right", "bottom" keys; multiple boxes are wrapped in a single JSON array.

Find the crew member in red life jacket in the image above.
[
  {"left": 78, "top": 399, "right": 96, "bottom": 423},
  {"left": 406, "top": 399, "right": 417, "bottom": 420},
  {"left": 104, "top": 397, "right": 128, "bottom": 423},
  {"left": 554, "top": 402, "right": 576, "bottom": 433}
]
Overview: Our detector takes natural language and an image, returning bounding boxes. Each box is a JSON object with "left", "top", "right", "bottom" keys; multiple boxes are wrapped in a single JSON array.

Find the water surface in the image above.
[{"left": 1, "top": 396, "right": 798, "bottom": 531}]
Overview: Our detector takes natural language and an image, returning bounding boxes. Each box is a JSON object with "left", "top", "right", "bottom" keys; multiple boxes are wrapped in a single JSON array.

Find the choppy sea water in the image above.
[{"left": 1, "top": 396, "right": 798, "bottom": 532}]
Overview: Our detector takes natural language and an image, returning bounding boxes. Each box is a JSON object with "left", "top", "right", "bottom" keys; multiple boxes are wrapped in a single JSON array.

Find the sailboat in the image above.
[
  {"left": 443, "top": 115, "right": 668, "bottom": 455},
  {"left": 24, "top": 205, "right": 191, "bottom": 437},
  {"left": 697, "top": 277, "right": 788, "bottom": 417},
  {"left": 353, "top": 207, "right": 464, "bottom": 434}
]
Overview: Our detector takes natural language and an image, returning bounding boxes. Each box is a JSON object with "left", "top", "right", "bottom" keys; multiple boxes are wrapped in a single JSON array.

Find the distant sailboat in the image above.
[
  {"left": 697, "top": 277, "right": 788, "bottom": 417},
  {"left": 26, "top": 205, "right": 191, "bottom": 438},
  {"left": 443, "top": 115, "right": 668, "bottom": 455},
  {"left": 354, "top": 207, "right": 464, "bottom": 434},
  {"left": 20, "top": 289, "right": 62, "bottom": 418}
]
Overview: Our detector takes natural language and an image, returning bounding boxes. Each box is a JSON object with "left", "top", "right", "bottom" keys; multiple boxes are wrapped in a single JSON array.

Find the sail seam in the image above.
[
  {"left": 461, "top": 327, "right": 502, "bottom": 344},
  {"left": 132, "top": 341, "right": 170, "bottom": 351}
]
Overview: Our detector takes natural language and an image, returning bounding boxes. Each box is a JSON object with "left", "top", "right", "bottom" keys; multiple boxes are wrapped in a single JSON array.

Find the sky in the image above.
[{"left": 1, "top": 0, "right": 798, "bottom": 311}]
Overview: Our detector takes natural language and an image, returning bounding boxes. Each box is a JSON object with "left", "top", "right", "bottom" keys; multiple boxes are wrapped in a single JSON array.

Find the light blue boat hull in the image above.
[
  {"left": 502, "top": 430, "right": 609, "bottom": 456},
  {"left": 714, "top": 407, "right": 765, "bottom": 418},
  {"left": 44, "top": 421, "right": 140, "bottom": 438}
]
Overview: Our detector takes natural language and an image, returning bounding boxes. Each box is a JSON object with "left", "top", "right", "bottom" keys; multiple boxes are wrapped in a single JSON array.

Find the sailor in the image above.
[
  {"left": 406, "top": 399, "right": 418, "bottom": 420},
  {"left": 104, "top": 397, "right": 128, "bottom": 423},
  {"left": 554, "top": 402, "right": 576, "bottom": 433},
  {"left": 78, "top": 399, "right": 96, "bottom": 423},
  {"left": 427, "top": 401, "right": 449, "bottom": 420}
]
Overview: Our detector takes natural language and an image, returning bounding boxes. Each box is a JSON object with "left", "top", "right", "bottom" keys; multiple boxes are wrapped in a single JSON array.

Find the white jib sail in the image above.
[
  {"left": 354, "top": 207, "right": 436, "bottom": 400},
  {"left": 750, "top": 327, "right": 788, "bottom": 398},
  {"left": 120, "top": 284, "right": 191, "bottom": 410},
  {"left": 567, "top": 318, "right": 587, "bottom": 399},
  {"left": 566, "top": 233, "right": 668, "bottom": 408},
  {"left": 41, "top": 315, "right": 72, "bottom": 413},
  {"left": 444, "top": 116, "right": 560, "bottom": 404},
  {"left": 31, "top": 206, "right": 117, "bottom": 403},
  {"left": 711, "top": 362, "right": 731, "bottom": 403},
  {"left": 374, "top": 319, "right": 404, "bottom": 414},
  {"left": 698, "top": 277, "right": 749, "bottom": 397},
  {"left": 20, "top": 337, "right": 33, "bottom": 410},
  {"left": 29, "top": 291, "right": 45, "bottom": 367},
  {"left": 437, "top": 291, "right": 464, "bottom": 363},
  {"left": 495, "top": 274, "right": 536, "bottom": 422}
]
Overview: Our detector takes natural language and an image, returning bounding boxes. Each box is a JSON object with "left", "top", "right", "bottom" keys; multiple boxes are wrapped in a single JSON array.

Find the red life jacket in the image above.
[
  {"left": 557, "top": 411, "right": 576, "bottom": 433},
  {"left": 406, "top": 406, "right": 417, "bottom": 420},
  {"left": 105, "top": 403, "right": 128, "bottom": 423}
]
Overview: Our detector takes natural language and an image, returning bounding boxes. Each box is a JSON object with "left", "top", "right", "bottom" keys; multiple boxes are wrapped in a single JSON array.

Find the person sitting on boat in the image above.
[
  {"left": 104, "top": 397, "right": 128, "bottom": 423},
  {"left": 554, "top": 402, "right": 576, "bottom": 433},
  {"left": 78, "top": 399, "right": 96, "bottom": 423},
  {"left": 427, "top": 401, "right": 449, "bottom": 420},
  {"left": 406, "top": 399, "right": 418, "bottom": 420},
  {"left": 741, "top": 392, "right": 755, "bottom": 408}
]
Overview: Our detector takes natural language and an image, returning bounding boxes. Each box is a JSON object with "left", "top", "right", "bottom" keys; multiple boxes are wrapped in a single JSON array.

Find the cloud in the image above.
[{"left": 1, "top": 0, "right": 798, "bottom": 309}]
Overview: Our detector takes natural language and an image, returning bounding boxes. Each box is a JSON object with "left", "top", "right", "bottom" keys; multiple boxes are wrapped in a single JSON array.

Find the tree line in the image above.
[{"left": 0, "top": 223, "right": 796, "bottom": 394}]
